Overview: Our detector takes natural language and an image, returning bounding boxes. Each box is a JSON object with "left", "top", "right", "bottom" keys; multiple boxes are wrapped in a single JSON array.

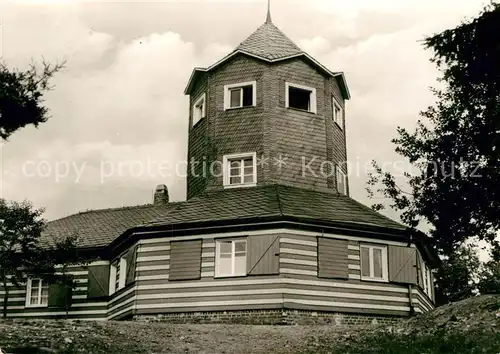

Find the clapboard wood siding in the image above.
[
  {"left": 318, "top": 237, "right": 349, "bottom": 279},
  {"left": 388, "top": 246, "right": 417, "bottom": 284},
  {"left": 1, "top": 228, "right": 436, "bottom": 320},
  {"left": 169, "top": 240, "right": 202, "bottom": 281},
  {"left": 1, "top": 263, "right": 108, "bottom": 320}
]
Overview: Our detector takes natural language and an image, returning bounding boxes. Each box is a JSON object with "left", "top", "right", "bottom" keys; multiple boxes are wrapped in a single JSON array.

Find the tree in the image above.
[
  {"left": 366, "top": 3, "right": 500, "bottom": 304},
  {"left": 434, "top": 245, "right": 481, "bottom": 304},
  {"left": 0, "top": 199, "right": 80, "bottom": 319},
  {"left": 0, "top": 60, "right": 64, "bottom": 140},
  {"left": 478, "top": 244, "right": 500, "bottom": 295}
]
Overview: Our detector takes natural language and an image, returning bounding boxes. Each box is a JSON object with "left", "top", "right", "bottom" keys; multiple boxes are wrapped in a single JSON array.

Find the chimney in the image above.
[{"left": 153, "top": 184, "right": 169, "bottom": 205}]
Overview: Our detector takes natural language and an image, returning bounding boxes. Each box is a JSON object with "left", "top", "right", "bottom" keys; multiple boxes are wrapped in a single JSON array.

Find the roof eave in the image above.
[
  {"left": 184, "top": 50, "right": 351, "bottom": 100},
  {"left": 184, "top": 67, "right": 207, "bottom": 95}
]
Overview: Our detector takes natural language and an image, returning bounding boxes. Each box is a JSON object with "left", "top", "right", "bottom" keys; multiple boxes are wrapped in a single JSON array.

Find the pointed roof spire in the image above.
[{"left": 266, "top": 0, "right": 272, "bottom": 23}]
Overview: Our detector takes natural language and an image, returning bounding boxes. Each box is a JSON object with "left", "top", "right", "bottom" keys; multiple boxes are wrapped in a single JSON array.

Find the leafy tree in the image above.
[
  {"left": 478, "top": 244, "right": 500, "bottom": 295},
  {"left": 366, "top": 3, "right": 500, "bottom": 304},
  {"left": 0, "top": 60, "right": 64, "bottom": 140},
  {"left": 0, "top": 199, "right": 80, "bottom": 319},
  {"left": 434, "top": 244, "right": 481, "bottom": 304}
]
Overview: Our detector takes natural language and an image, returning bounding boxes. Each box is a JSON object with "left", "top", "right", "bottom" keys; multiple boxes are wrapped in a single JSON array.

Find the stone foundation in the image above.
[{"left": 133, "top": 309, "right": 403, "bottom": 326}]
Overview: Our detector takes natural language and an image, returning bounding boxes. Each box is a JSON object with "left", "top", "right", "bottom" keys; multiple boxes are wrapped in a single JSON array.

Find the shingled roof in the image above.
[
  {"left": 235, "top": 21, "right": 303, "bottom": 60},
  {"left": 43, "top": 185, "right": 405, "bottom": 250},
  {"left": 146, "top": 185, "right": 405, "bottom": 231},
  {"left": 42, "top": 203, "right": 179, "bottom": 248}
]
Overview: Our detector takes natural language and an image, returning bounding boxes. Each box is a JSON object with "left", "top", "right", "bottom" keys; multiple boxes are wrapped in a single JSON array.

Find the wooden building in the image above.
[{"left": 0, "top": 9, "right": 438, "bottom": 325}]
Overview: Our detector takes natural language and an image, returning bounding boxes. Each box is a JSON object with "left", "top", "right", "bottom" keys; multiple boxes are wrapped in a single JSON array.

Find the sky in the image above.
[{"left": 0, "top": 0, "right": 488, "bottom": 222}]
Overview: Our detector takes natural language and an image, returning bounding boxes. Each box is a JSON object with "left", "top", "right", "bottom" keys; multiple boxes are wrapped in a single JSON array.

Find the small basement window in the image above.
[
  {"left": 192, "top": 93, "right": 206, "bottom": 126},
  {"left": 216, "top": 239, "right": 247, "bottom": 277},
  {"left": 333, "top": 96, "right": 343, "bottom": 128},
  {"left": 336, "top": 166, "right": 347, "bottom": 195},
  {"left": 286, "top": 82, "right": 317, "bottom": 113},
  {"left": 360, "top": 244, "right": 388, "bottom": 282},
  {"left": 224, "top": 81, "right": 256, "bottom": 110},
  {"left": 26, "top": 278, "right": 49, "bottom": 307},
  {"left": 223, "top": 152, "right": 257, "bottom": 188}
]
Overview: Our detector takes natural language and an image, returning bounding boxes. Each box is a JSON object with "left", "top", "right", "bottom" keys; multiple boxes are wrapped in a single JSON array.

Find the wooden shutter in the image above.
[
  {"left": 388, "top": 246, "right": 417, "bottom": 284},
  {"left": 48, "top": 283, "right": 72, "bottom": 308},
  {"left": 125, "top": 246, "right": 138, "bottom": 285},
  {"left": 416, "top": 251, "right": 424, "bottom": 288},
  {"left": 87, "top": 265, "right": 110, "bottom": 298},
  {"left": 169, "top": 240, "right": 202, "bottom": 281},
  {"left": 317, "top": 237, "right": 349, "bottom": 279},
  {"left": 247, "top": 235, "right": 280, "bottom": 275}
]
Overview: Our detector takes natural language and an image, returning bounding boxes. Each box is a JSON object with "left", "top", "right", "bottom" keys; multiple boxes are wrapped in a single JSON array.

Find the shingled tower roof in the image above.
[{"left": 235, "top": 20, "right": 303, "bottom": 60}]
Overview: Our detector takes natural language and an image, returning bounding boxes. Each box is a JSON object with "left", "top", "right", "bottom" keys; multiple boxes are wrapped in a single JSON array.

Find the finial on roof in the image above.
[{"left": 266, "top": 0, "right": 272, "bottom": 23}]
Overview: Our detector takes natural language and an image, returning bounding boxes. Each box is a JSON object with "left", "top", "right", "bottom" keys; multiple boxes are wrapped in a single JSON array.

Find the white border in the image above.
[
  {"left": 223, "top": 81, "right": 257, "bottom": 110},
  {"left": 359, "top": 244, "right": 389, "bottom": 283},
  {"left": 332, "top": 96, "right": 343, "bottom": 128},
  {"left": 192, "top": 92, "right": 206, "bottom": 126},
  {"left": 285, "top": 82, "right": 317, "bottom": 114},
  {"left": 222, "top": 152, "right": 257, "bottom": 188}
]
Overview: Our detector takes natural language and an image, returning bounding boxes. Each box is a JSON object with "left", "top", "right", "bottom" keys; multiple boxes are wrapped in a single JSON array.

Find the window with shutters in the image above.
[
  {"left": 224, "top": 81, "right": 256, "bottom": 110},
  {"left": 360, "top": 244, "right": 388, "bottom": 282},
  {"left": 223, "top": 152, "right": 257, "bottom": 188},
  {"left": 215, "top": 239, "right": 247, "bottom": 277},
  {"left": 25, "top": 278, "right": 49, "bottom": 307}
]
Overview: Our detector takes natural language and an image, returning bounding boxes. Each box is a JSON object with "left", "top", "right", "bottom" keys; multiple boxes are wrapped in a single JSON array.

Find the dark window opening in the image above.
[
  {"left": 242, "top": 85, "right": 253, "bottom": 107},
  {"left": 288, "top": 86, "right": 311, "bottom": 111}
]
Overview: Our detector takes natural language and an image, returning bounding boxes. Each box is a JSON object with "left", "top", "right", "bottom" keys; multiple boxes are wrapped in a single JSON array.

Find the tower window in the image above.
[
  {"left": 223, "top": 152, "right": 257, "bottom": 188},
  {"left": 333, "top": 96, "right": 343, "bottom": 129},
  {"left": 224, "top": 81, "right": 256, "bottom": 110},
  {"left": 336, "top": 165, "right": 347, "bottom": 195},
  {"left": 286, "top": 82, "right": 317, "bottom": 113},
  {"left": 193, "top": 93, "right": 206, "bottom": 126}
]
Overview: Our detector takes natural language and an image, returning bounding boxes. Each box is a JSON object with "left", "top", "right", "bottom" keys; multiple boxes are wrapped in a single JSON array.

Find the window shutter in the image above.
[
  {"left": 247, "top": 235, "right": 279, "bottom": 275},
  {"left": 388, "top": 246, "right": 417, "bottom": 284},
  {"left": 125, "top": 246, "right": 138, "bottom": 285},
  {"left": 416, "top": 251, "right": 424, "bottom": 288},
  {"left": 48, "top": 283, "right": 72, "bottom": 308},
  {"left": 169, "top": 240, "right": 202, "bottom": 281},
  {"left": 317, "top": 237, "right": 349, "bottom": 279},
  {"left": 87, "top": 265, "right": 110, "bottom": 298}
]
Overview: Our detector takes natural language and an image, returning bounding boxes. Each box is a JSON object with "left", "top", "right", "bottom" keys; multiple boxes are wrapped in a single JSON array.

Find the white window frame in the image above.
[
  {"left": 192, "top": 93, "right": 206, "bottom": 126},
  {"left": 215, "top": 238, "right": 247, "bottom": 278},
  {"left": 422, "top": 263, "right": 432, "bottom": 298},
  {"left": 223, "top": 81, "right": 257, "bottom": 110},
  {"left": 336, "top": 166, "right": 347, "bottom": 195},
  {"left": 110, "top": 255, "right": 127, "bottom": 295},
  {"left": 285, "top": 82, "right": 317, "bottom": 114},
  {"left": 109, "top": 262, "right": 117, "bottom": 295},
  {"left": 223, "top": 152, "right": 257, "bottom": 188},
  {"left": 360, "top": 244, "right": 388, "bottom": 282},
  {"left": 332, "top": 96, "right": 343, "bottom": 128},
  {"left": 25, "top": 278, "right": 49, "bottom": 308}
]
